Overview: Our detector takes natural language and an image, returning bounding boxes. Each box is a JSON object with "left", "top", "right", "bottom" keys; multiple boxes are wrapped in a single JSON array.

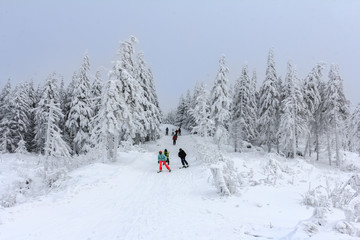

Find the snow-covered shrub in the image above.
[
  {"left": 334, "top": 221, "right": 357, "bottom": 236},
  {"left": 329, "top": 175, "right": 360, "bottom": 209},
  {"left": 344, "top": 196, "right": 360, "bottom": 222},
  {"left": 194, "top": 138, "right": 241, "bottom": 195},
  {"left": 340, "top": 152, "right": 360, "bottom": 172},
  {"left": 210, "top": 165, "right": 230, "bottom": 196},
  {"left": 45, "top": 168, "right": 68, "bottom": 188},
  {"left": 261, "top": 156, "right": 292, "bottom": 185},
  {"left": 0, "top": 191, "right": 17, "bottom": 207},
  {"left": 210, "top": 159, "right": 241, "bottom": 195},
  {"left": 302, "top": 185, "right": 331, "bottom": 209}
]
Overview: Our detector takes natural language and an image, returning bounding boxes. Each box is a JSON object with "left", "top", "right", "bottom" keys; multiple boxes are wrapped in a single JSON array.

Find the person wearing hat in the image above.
[
  {"left": 178, "top": 148, "right": 189, "bottom": 168},
  {"left": 158, "top": 150, "right": 171, "bottom": 173}
]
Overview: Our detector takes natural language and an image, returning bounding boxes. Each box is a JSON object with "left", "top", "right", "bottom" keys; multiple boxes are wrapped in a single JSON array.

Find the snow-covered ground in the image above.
[{"left": 1, "top": 124, "right": 360, "bottom": 240}]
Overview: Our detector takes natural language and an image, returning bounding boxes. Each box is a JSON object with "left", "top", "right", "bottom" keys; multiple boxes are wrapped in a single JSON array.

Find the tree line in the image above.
[
  {"left": 0, "top": 36, "right": 162, "bottom": 162},
  {"left": 167, "top": 49, "right": 360, "bottom": 167}
]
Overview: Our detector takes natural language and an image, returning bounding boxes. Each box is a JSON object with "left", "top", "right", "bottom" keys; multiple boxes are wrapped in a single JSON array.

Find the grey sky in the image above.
[{"left": 1, "top": 0, "right": 359, "bottom": 113}]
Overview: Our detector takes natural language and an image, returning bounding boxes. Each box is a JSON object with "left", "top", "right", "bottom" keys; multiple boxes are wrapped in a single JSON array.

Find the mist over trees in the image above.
[
  {"left": 168, "top": 50, "right": 359, "bottom": 167},
  {"left": 0, "top": 36, "right": 162, "bottom": 164}
]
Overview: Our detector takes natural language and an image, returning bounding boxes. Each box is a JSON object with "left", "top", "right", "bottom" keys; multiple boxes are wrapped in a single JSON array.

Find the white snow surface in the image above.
[{"left": 1, "top": 124, "right": 360, "bottom": 240}]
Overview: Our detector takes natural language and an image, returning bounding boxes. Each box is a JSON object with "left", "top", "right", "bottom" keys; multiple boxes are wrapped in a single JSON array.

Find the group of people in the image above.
[
  {"left": 166, "top": 127, "right": 181, "bottom": 145},
  {"left": 157, "top": 148, "right": 189, "bottom": 173}
]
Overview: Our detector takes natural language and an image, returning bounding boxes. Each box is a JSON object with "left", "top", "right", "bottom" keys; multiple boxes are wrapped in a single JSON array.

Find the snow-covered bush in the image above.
[
  {"left": 194, "top": 137, "right": 241, "bottom": 195},
  {"left": 302, "top": 185, "right": 331, "bottom": 209},
  {"left": 334, "top": 221, "right": 358, "bottom": 236},
  {"left": 261, "top": 155, "right": 292, "bottom": 185},
  {"left": 210, "top": 159, "right": 241, "bottom": 195}
]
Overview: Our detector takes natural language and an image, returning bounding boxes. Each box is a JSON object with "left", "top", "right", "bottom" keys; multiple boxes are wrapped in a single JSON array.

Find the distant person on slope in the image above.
[
  {"left": 178, "top": 127, "right": 181, "bottom": 136},
  {"left": 166, "top": 127, "right": 169, "bottom": 136},
  {"left": 172, "top": 134, "right": 178, "bottom": 145},
  {"left": 164, "top": 149, "right": 170, "bottom": 165},
  {"left": 178, "top": 148, "right": 189, "bottom": 168},
  {"left": 158, "top": 151, "right": 171, "bottom": 173}
]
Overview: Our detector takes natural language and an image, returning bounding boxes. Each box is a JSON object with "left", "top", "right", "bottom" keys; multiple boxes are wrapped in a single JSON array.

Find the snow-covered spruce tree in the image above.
[
  {"left": 34, "top": 72, "right": 62, "bottom": 154},
  {"left": 278, "top": 61, "right": 308, "bottom": 158},
  {"left": 182, "top": 90, "right": 195, "bottom": 130},
  {"left": 9, "top": 82, "right": 32, "bottom": 151},
  {"left": 348, "top": 103, "right": 360, "bottom": 153},
  {"left": 62, "top": 71, "right": 78, "bottom": 151},
  {"left": 24, "top": 80, "right": 38, "bottom": 152},
  {"left": 0, "top": 79, "right": 14, "bottom": 152},
  {"left": 163, "top": 110, "right": 177, "bottom": 125},
  {"left": 136, "top": 52, "right": 161, "bottom": 141},
  {"left": 210, "top": 55, "right": 232, "bottom": 146},
  {"left": 189, "top": 82, "right": 214, "bottom": 137},
  {"left": 91, "top": 70, "right": 103, "bottom": 118},
  {"left": 258, "top": 49, "right": 281, "bottom": 152},
  {"left": 322, "top": 65, "right": 350, "bottom": 166},
  {"left": 43, "top": 99, "right": 71, "bottom": 173},
  {"left": 93, "top": 78, "right": 132, "bottom": 162},
  {"left": 303, "top": 63, "right": 324, "bottom": 159},
  {"left": 176, "top": 94, "right": 187, "bottom": 128},
  {"left": 113, "top": 60, "right": 143, "bottom": 143},
  {"left": 66, "top": 53, "right": 93, "bottom": 155},
  {"left": 115, "top": 36, "right": 152, "bottom": 144},
  {"left": 88, "top": 70, "right": 103, "bottom": 148},
  {"left": 231, "top": 65, "right": 258, "bottom": 152}
]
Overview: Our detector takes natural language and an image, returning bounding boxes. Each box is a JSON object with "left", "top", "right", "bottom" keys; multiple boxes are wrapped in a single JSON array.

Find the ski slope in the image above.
[{"left": 0, "top": 125, "right": 359, "bottom": 239}]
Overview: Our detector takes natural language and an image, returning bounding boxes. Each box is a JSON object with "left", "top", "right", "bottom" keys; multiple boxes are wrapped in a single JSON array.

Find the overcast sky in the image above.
[{"left": 1, "top": 0, "right": 359, "bottom": 113}]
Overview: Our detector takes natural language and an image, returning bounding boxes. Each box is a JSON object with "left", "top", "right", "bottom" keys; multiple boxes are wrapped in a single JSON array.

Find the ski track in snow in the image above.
[{"left": 0, "top": 125, "right": 357, "bottom": 240}]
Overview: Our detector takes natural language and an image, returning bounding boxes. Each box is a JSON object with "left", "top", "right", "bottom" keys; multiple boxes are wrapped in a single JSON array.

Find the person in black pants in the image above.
[{"left": 178, "top": 148, "right": 189, "bottom": 168}]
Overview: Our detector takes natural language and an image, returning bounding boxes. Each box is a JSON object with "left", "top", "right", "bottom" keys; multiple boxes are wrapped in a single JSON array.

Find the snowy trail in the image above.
[{"left": 0, "top": 128, "right": 241, "bottom": 240}]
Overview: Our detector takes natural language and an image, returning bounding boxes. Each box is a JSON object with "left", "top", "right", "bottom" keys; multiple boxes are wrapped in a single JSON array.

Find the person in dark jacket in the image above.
[
  {"left": 178, "top": 148, "right": 189, "bottom": 168},
  {"left": 165, "top": 127, "right": 169, "bottom": 135}
]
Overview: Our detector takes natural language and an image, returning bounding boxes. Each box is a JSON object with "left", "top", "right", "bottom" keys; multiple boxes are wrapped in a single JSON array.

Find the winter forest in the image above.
[
  {"left": 0, "top": 36, "right": 162, "bottom": 162},
  {"left": 2, "top": 35, "right": 360, "bottom": 239}
]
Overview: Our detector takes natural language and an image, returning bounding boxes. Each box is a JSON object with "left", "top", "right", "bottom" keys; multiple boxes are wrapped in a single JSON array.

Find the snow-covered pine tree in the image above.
[
  {"left": 163, "top": 110, "right": 177, "bottom": 125},
  {"left": 44, "top": 99, "right": 71, "bottom": 172},
  {"left": 182, "top": 90, "right": 195, "bottom": 130},
  {"left": 94, "top": 78, "right": 132, "bottom": 161},
  {"left": 88, "top": 70, "right": 103, "bottom": 148},
  {"left": 231, "top": 65, "right": 258, "bottom": 152},
  {"left": 189, "top": 82, "right": 214, "bottom": 137},
  {"left": 34, "top": 72, "right": 62, "bottom": 154},
  {"left": 91, "top": 70, "right": 103, "bottom": 118},
  {"left": 24, "top": 80, "right": 38, "bottom": 152},
  {"left": 136, "top": 53, "right": 161, "bottom": 141},
  {"left": 258, "top": 49, "right": 281, "bottom": 152},
  {"left": 210, "top": 55, "right": 231, "bottom": 146},
  {"left": 66, "top": 53, "right": 93, "bottom": 155},
  {"left": 278, "top": 61, "right": 307, "bottom": 158},
  {"left": 322, "top": 65, "right": 350, "bottom": 166},
  {"left": 10, "top": 82, "right": 32, "bottom": 151},
  {"left": 303, "top": 63, "right": 324, "bottom": 159},
  {"left": 62, "top": 71, "right": 78, "bottom": 151},
  {"left": 176, "top": 95, "right": 187, "bottom": 128},
  {"left": 0, "top": 79, "right": 14, "bottom": 152}
]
